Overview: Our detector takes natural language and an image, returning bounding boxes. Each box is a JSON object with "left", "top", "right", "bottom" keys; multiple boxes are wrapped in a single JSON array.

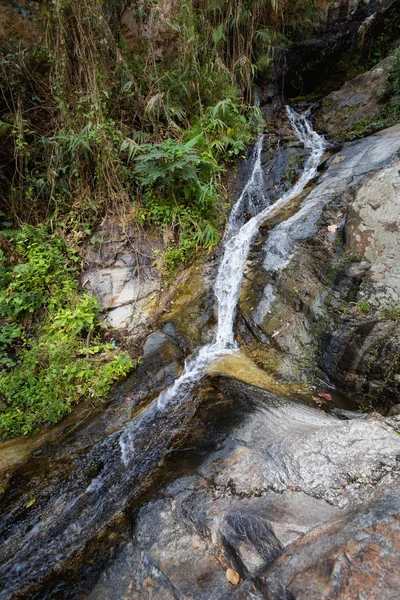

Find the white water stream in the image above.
[{"left": 155, "top": 107, "right": 326, "bottom": 411}]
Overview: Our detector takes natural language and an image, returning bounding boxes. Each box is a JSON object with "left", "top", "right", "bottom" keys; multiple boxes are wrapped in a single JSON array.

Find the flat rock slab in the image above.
[{"left": 88, "top": 378, "right": 400, "bottom": 599}]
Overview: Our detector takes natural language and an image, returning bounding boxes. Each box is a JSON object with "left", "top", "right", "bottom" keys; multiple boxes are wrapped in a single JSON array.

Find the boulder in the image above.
[{"left": 315, "top": 55, "right": 396, "bottom": 137}]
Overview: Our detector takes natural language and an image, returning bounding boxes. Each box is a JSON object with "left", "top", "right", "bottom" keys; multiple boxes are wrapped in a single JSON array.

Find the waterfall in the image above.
[
  {"left": 153, "top": 107, "right": 326, "bottom": 411},
  {"left": 225, "top": 132, "right": 267, "bottom": 238}
]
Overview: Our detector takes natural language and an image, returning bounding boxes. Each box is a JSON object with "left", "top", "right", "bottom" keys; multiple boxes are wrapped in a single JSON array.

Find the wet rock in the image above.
[
  {"left": 87, "top": 377, "right": 400, "bottom": 599},
  {"left": 204, "top": 379, "right": 400, "bottom": 509},
  {"left": 263, "top": 145, "right": 308, "bottom": 202},
  {"left": 319, "top": 317, "right": 400, "bottom": 407},
  {"left": 260, "top": 484, "right": 400, "bottom": 600},
  {"left": 0, "top": 323, "right": 187, "bottom": 599},
  {"left": 318, "top": 156, "right": 400, "bottom": 406},
  {"left": 116, "top": 329, "right": 183, "bottom": 403},
  {"left": 331, "top": 407, "right": 365, "bottom": 419},
  {"left": 142, "top": 330, "right": 173, "bottom": 358},
  {"left": 239, "top": 124, "right": 400, "bottom": 387},
  {"left": 281, "top": 0, "right": 398, "bottom": 98},
  {"left": 318, "top": 0, "right": 394, "bottom": 26},
  {"left": 159, "top": 265, "right": 217, "bottom": 351}
]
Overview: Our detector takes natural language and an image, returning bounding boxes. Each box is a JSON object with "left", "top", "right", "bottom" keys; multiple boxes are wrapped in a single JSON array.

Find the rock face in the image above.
[
  {"left": 0, "top": 1, "right": 43, "bottom": 44},
  {"left": 317, "top": 0, "right": 394, "bottom": 26},
  {"left": 88, "top": 378, "right": 400, "bottom": 600},
  {"left": 82, "top": 223, "right": 163, "bottom": 332},
  {"left": 120, "top": 0, "right": 180, "bottom": 57},
  {"left": 281, "top": 0, "right": 399, "bottom": 97},
  {"left": 319, "top": 145, "right": 400, "bottom": 406},
  {"left": 238, "top": 123, "right": 400, "bottom": 407},
  {"left": 345, "top": 159, "right": 400, "bottom": 307},
  {"left": 315, "top": 55, "right": 396, "bottom": 137}
]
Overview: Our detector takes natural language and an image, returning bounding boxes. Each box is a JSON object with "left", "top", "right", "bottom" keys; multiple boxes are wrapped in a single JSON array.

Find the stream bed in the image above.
[{"left": 1, "top": 110, "right": 400, "bottom": 600}]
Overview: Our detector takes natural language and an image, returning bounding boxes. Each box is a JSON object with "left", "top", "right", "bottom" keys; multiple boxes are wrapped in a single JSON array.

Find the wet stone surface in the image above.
[
  {"left": 239, "top": 124, "right": 400, "bottom": 403},
  {"left": 87, "top": 377, "right": 400, "bottom": 600},
  {"left": 2, "top": 108, "right": 400, "bottom": 600}
]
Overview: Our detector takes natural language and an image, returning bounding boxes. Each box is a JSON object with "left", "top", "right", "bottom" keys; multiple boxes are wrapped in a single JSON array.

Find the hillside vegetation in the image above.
[
  {"left": 0, "top": 0, "right": 319, "bottom": 438},
  {"left": 2, "top": 0, "right": 399, "bottom": 438}
]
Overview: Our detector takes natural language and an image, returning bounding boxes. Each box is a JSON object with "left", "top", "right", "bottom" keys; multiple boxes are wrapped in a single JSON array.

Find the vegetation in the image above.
[
  {"left": 1, "top": 1, "right": 396, "bottom": 435},
  {"left": 0, "top": 0, "right": 318, "bottom": 437},
  {"left": 0, "top": 226, "right": 133, "bottom": 438},
  {"left": 380, "top": 304, "right": 400, "bottom": 322},
  {"left": 357, "top": 300, "right": 371, "bottom": 314}
]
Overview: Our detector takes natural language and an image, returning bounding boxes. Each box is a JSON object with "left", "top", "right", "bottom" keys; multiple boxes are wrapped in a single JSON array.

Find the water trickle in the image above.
[
  {"left": 225, "top": 132, "right": 267, "bottom": 238},
  {"left": 154, "top": 107, "right": 326, "bottom": 415}
]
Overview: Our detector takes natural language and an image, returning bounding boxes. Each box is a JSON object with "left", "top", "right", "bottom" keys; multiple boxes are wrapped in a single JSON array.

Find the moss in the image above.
[
  {"left": 208, "top": 350, "right": 309, "bottom": 398},
  {"left": 337, "top": 115, "right": 389, "bottom": 140},
  {"left": 321, "top": 97, "right": 334, "bottom": 109},
  {"left": 289, "top": 92, "right": 323, "bottom": 103},
  {"left": 159, "top": 267, "right": 213, "bottom": 346}
]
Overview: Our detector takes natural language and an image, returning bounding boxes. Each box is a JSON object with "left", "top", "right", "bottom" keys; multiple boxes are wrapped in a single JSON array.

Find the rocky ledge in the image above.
[
  {"left": 239, "top": 122, "right": 400, "bottom": 409},
  {"left": 89, "top": 377, "right": 400, "bottom": 600}
]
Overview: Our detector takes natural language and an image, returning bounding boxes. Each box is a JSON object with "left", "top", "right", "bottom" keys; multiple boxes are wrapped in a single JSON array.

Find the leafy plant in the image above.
[
  {"left": 357, "top": 300, "right": 371, "bottom": 314},
  {"left": 0, "top": 226, "right": 77, "bottom": 318},
  {"left": 0, "top": 323, "right": 22, "bottom": 368},
  {"left": 0, "top": 0, "right": 317, "bottom": 439},
  {"left": 134, "top": 135, "right": 204, "bottom": 187},
  {"left": 187, "top": 98, "right": 257, "bottom": 159},
  {"left": 0, "top": 226, "right": 134, "bottom": 439}
]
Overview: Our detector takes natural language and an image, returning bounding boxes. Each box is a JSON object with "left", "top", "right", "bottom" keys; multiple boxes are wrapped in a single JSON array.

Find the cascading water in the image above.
[
  {"left": 0, "top": 108, "right": 326, "bottom": 598},
  {"left": 155, "top": 107, "right": 326, "bottom": 412},
  {"left": 225, "top": 132, "right": 266, "bottom": 238}
]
